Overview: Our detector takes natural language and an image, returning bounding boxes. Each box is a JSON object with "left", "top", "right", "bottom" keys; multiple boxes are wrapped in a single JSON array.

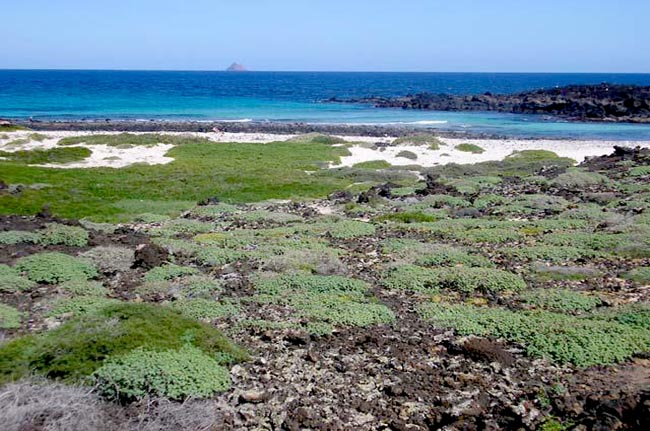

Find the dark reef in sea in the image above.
[{"left": 330, "top": 84, "right": 650, "bottom": 123}]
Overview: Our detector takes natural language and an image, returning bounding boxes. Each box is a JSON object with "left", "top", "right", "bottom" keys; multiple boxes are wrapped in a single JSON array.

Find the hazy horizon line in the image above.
[{"left": 1, "top": 68, "right": 649, "bottom": 75}]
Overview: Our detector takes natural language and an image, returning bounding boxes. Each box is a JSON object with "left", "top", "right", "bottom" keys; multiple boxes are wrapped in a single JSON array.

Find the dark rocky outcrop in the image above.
[
  {"left": 226, "top": 63, "right": 247, "bottom": 72},
  {"left": 332, "top": 84, "right": 650, "bottom": 123}
]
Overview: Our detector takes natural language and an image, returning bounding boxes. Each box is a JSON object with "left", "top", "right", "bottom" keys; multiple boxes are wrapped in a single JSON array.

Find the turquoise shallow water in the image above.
[{"left": 1, "top": 70, "right": 649, "bottom": 139}]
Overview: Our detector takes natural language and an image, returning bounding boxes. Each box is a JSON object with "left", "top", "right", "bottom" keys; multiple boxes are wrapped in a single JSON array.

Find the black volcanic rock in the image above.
[{"left": 335, "top": 84, "right": 650, "bottom": 123}]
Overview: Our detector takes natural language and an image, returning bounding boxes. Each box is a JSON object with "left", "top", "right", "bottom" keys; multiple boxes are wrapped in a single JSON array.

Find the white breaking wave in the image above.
[
  {"left": 407, "top": 120, "right": 449, "bottom": 125},
  {"left": 215, "top": 118, "right": 253, "bottom": 123}
]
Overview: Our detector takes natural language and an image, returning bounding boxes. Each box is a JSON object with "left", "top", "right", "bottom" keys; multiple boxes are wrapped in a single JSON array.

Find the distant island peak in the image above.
[{"left": 226, "top": 62, "right": 247, "bottom": 72}]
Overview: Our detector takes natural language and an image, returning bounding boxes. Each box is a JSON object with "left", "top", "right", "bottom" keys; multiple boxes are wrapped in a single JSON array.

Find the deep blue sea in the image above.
[{"left": 1, "top": 70, "right": 650, "bottom": 139}]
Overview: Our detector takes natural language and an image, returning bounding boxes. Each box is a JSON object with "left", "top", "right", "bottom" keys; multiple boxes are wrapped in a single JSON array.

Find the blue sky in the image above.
[{"left": 2, "top": 0, "right": 648, "bottom": 72}]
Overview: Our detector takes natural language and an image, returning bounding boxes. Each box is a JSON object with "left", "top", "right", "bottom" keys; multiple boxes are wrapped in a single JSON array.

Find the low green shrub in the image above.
[
  {"left": 241, "top": 210, "right": 303, "bottom": 224},
  {"left": 154, "top": 238, "right": 202, "bottom": 256},
  {"left": 419, "top": 303, "right": 650, "bottom": 366},
  {"left": 261, "top": 248, "right": 346, "bottom": 275},
  {"left": 590, "top": 303, "right": 650, "bottom": 330},
  {"left": 189, "top": 203, "right": 239, "bottom": 217},
  {"left": 417, "top": 194, "right": 472, "bottom": 209},
  {"left": 380, "top": 238, "right": 426, "bottom": 255},
  {"left": 425, "top": 150, "right": 573, "bottom": 178},
  {"left": 169, "top": 299, "right": 239, "bottom": 321},
  {"left": 0, "top": 303, "right": 247, "bottom": 384},
  {"left": 497, "top": 194, "right": 570, "bottom": 215},
  {"left": 375, "top": 211, "right": 440, "bottom": 223},
  {"left": 501, "top": 245, "right": 601, "bottom": 263},
  {"left": 540, "top": 232, "right": 621, "bottom": 251},
  {"left": 392, "top": 134, "right": 443, "bottom": 149},
  {"left": 621, "top": 266, "right": 650, "bottom": 284},
  {"left": 472, "top": 194, "right": 508, "bottom": 210},
  {"left": 15, "top": 252, "right": 98, "bottom": 284},
  {"left": 0, "top": 264, "right": 36, "bottom": 292},
  {"left": 57, "top": 280, "right": 109, "bottom": 297},
  {"left": 254, "top": 274, "right": 368, "bottom": 296},
  {"left": 629, "top": 165, "right": 650, "bottom": 177},
  {"left": 455, "top": 143, "right": 485, "bottom": 154},
  {"left": 614, "top": 235, "right": 650, "bottom": 258},
  {"left": 58, "top": 133, "right": 209, "bottom": 147},
  {"left": 414, "top": 246, "right": 494, "bottom": 268},
  {"left": 111, "top": 199, "right": 195, "bottom": 220},
  {"left": 443, "top": 176, "right": 501, "bottom": 194},
  {"left": 27, "top": 133, "right": 48, "bottom": 142},
  {"left": 287, "top": 133, "right": 347, "bottom": 145},
  {"left": 318, "top": 166, "right": 416, "bottom": 184},
  {"left": 79, "top": 219, "right": 118, "bottom": 234},
  {"left": 396, "top": 150, "right": 418, "bottom": 160},
  {"left": 195, "top": 247, "right": 246, "bottom": 266},
  {"left": 552, "top": 168, "right": 610, "bottom": 188},
  {"left": 0, "top": 147, "right": 91, "bottom": 164},
  {"left": 93, "top": 345, "right": 231, "bottom": 401},
  {"left": 133, "top": 213, "right": 172, "bottom": 223},
  {"left": 455, "top": 228, "right": 525, "bottom": 244},
  {"left": 383, "top": 265, "right": 525, "bottom": 294},
  {"left": 352, "top": 160, "right": 391, "bottom": 169},
  {"left": 136, "top": 274, "right": 223, "bottom": 300},
  {"left": 531, "top": 264, "right": 601, "bottom": 281},
  {"left": 390, "top": 186, "right": 418, "bottom": 197},
  {"left": 0, "top": 303, "right": 22, "bottom": 329},
  {"left": 144, "top": 264, "right": 199, "bottom": 282},
  {"left": 557, "top": 204, "right": 610, "bottom": 222},
  {"left": 154, "top": 219, "right": 216, "bottom": 237},
  {"left": 0, "top": 124, "right": 28, "bottom": 132},
  {"left": 251, "top": 273, "right": 393, "bottom": 329},
  {"left": 0, "top": 230, "right": 41, "bottom": 245},
  {"left": 325, "top": 220, "right": 376, "bottom": 239},
  {"left": 47, "top": 297, "right": 120, "bottom": 317},
  {"left": 608, "top": 303, "right": 650, "bottom": 329},
  {"left": 293, "top": 292, "right": 395, "bottom": 328},
  {"left": 519, "top": 289, "right": 601, "bottom": 313},
  {"left": 532, "top": 219, "right": 592, "bottom": 231},
  {"left": 381, "top": 265, "right": 441, "bottom": 293},
  {"left": 78, "top": 246, "right": 134, "bottom": 273},
  {"left": 39, "top": 223, "right": 89, "bottom": 247}
]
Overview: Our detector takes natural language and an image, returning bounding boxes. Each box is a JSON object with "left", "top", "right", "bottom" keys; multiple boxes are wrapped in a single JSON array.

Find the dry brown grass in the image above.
[
  {"left": 0, "top": 379, "right": 120, "bottom": 431},
  {"left": 127, "top": 398, "right": 226, "bottom": 431},
  {"left": 0, "top": 380, "right": 227, "bottom": 431}
]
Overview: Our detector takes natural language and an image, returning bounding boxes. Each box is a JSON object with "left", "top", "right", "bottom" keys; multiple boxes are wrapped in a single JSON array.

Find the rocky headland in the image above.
[{"left": 331, "top": 84, "right": 650, "bottom": 123}]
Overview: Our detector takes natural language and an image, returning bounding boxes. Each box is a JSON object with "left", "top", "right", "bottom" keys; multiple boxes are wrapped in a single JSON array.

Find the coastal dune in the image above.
[{"left": 1, "top": 130, "right": 649, "bottom": 169}]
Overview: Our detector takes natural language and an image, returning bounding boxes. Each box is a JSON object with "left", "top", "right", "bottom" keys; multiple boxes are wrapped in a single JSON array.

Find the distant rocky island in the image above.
[
  {"left": 226, "top": 62, "right": 248, "bottom": 72},
  {"left": 331, "top": 84, "right": 650, "bottom": 123}
]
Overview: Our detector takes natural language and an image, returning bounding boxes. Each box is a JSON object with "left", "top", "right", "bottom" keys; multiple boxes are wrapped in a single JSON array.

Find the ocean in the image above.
[{"left": 1, "top": 70, "right": 650, "bottom": 140}]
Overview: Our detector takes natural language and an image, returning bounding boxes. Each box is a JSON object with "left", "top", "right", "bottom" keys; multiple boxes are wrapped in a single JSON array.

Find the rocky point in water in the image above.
[
  {"left": 226, "top": 62, "right": 248, "bottom": 72},
  {"left": 331, "top": 83, "right": 650, "bottom": 123}
]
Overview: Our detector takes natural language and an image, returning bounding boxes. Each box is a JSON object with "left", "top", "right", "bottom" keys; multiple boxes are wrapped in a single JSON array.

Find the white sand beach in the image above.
[{"left": 1, "top": 130, "right": 649, "bottom": 169}]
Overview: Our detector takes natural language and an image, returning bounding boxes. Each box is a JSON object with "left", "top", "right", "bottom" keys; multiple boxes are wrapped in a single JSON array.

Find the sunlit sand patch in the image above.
[
  {"left": 334, "top": 138, "right": 650, "bottom": 168},
  {"left": 0, "top": 132, "right": 175, "bottom": 168}
]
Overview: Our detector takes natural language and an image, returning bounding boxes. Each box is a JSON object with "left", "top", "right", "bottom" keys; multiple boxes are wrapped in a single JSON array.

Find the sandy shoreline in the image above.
[
  {"left": 17, "top": 119, "right": 644, "bottom": 141},
  {"left": 1, "top": 130, "right": 649, "bottom": 169}
]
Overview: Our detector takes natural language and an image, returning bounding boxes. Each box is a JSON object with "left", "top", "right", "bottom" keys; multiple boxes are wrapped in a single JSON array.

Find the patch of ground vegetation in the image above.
[
  {"left": 391, "top": 134, "right": 444, "bottom": 149},
  {"left": 1, "top": 140, "right": 650, "bottom": 429},
  {"left": 455, "top": 143, "right": 485, "bottom": 154},
  {"left": 0, "top": 134, "right": 353, "bottom": 221},
  {"left": 352, "top": 160, "right": 392, "bottom": 169},
  {"left": 0, "top": 303, "right": 247, "bottom": 388},
  {"left": 0, "top": 147, "right": 91, "bottom": 165},
  {"left": 418, "top": 302, "right": 649, "bottom": 367}
]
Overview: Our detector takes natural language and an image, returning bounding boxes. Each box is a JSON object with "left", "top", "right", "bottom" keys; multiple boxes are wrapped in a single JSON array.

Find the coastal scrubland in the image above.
[{"left": 0, "top": 132, "right": 649, "bottom": 429}]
